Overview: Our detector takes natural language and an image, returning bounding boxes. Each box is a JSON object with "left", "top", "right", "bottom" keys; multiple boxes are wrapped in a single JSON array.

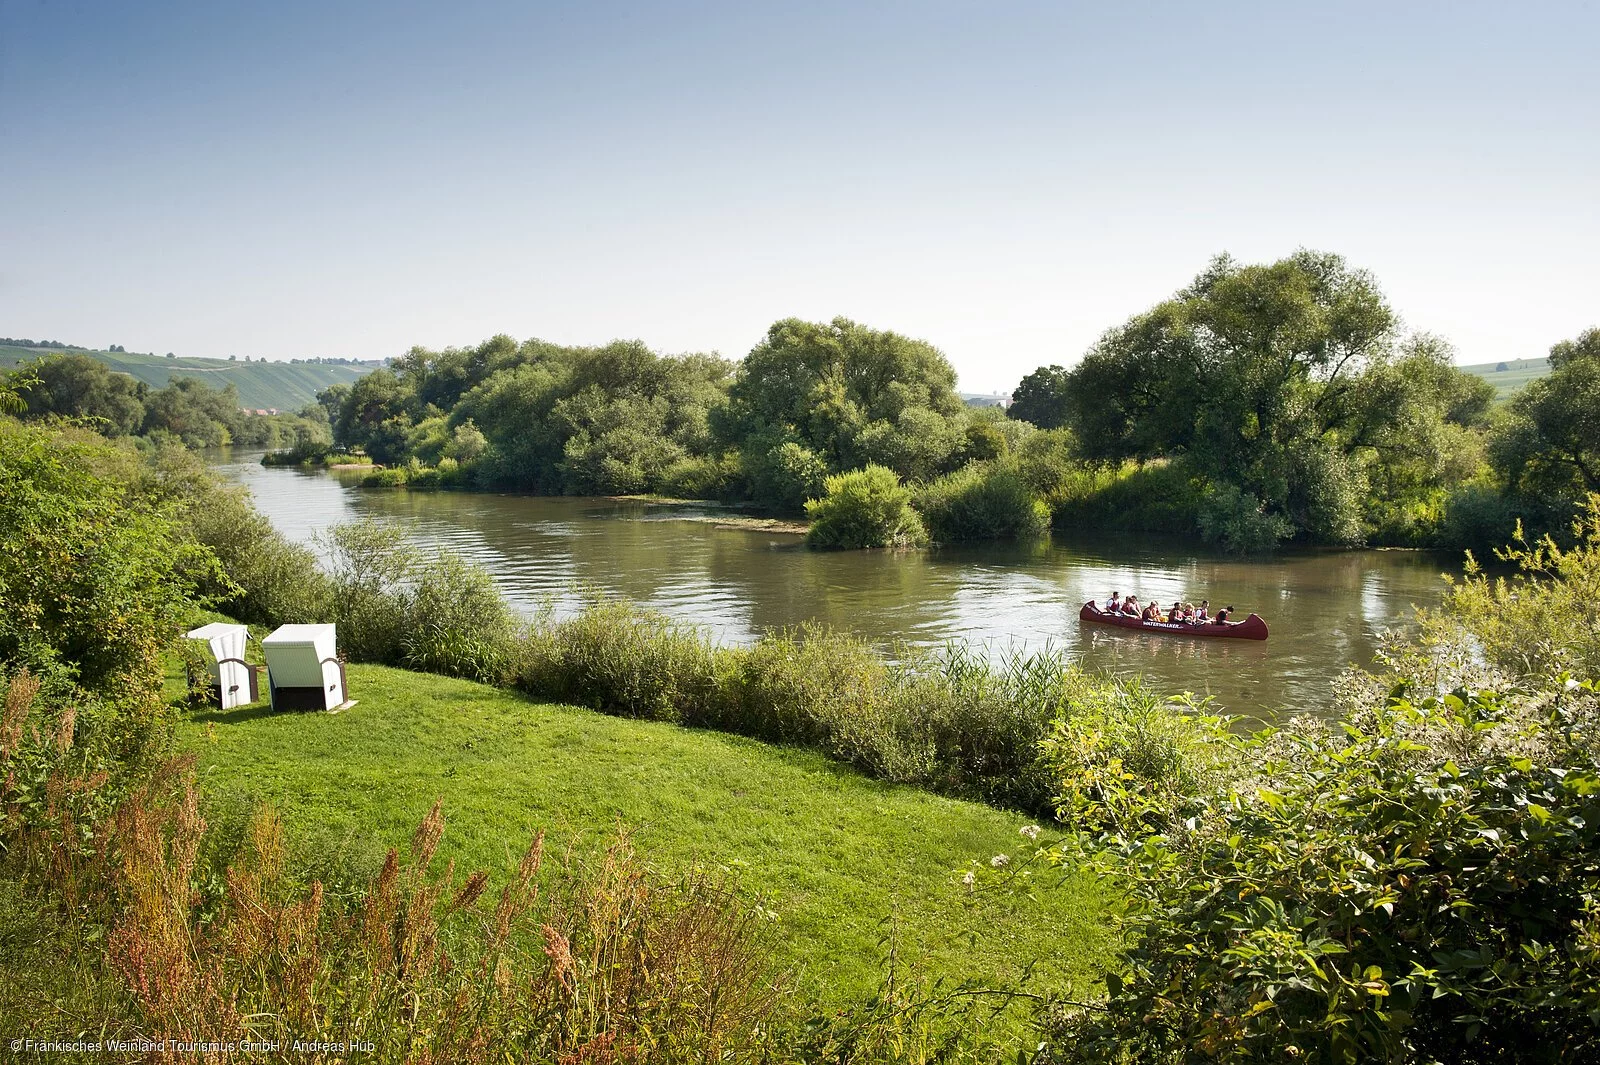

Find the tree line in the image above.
[
  {"left": 319, "top": 250, "right": 1596, "bottom": 552},
  {"left": 0, "top": 352, "right": 333, "bottom": 451}
]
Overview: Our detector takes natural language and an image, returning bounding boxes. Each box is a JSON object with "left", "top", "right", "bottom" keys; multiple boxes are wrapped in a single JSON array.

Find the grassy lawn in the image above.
[{"left": 175, "top": 662, "right": 1112, "bottom": 1003}]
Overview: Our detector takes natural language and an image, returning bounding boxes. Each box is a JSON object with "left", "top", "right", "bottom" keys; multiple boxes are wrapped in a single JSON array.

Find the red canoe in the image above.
[{"left": 1079, "top": 601, "right": 1269, "bottom": 641}]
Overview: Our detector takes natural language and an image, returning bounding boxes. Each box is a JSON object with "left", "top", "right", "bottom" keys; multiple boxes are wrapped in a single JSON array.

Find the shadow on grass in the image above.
[{"left": 188, "top": 702, "right": 281, "bottom": 725}]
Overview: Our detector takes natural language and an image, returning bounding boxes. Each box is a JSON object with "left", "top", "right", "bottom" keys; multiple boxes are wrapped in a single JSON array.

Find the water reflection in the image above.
[{"left": 214, "top": 453, "right": 1453, "bottom": 718}]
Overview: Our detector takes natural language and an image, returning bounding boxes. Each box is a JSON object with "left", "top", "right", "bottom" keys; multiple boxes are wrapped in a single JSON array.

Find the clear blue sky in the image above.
[{"left": 2, "top": 0, "right": 1594, "bottom": 391}]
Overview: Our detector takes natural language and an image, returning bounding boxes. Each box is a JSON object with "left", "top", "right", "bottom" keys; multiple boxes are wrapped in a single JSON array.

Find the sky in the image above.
[{"left": 1, "top": 1, "right": 1595, "bottom": 392}]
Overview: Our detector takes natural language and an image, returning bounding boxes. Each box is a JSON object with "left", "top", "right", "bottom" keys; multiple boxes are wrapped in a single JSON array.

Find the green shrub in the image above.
[
  {"left": 319, "top": 520, "right": 418, "bottom": 663},
  {"left": 744, "top": 440, "right": 828, "bottom": 511},
  {"left": 1049, "top": 459, "right": 1207, "bottom": 535},
  {"left": 0, "top": 420, "right": 213, "bottom": 704},
  {"left": 402, "top": 552, "right": 518, "bottom": 682},
  {"left": 658, "top": 453, "right": 740, "bottom": 500},
  {"left": 1439, "top": 480, "right": 1525, "bottom": 557},
  {"left": 361, "top": 466, "right": 410, "bottom": 488},
  {"left": 510, "top": 599, "right": 722, "bottom": 722},
  {"left": 1195, "top": 481, "right": 1293, "bottom": 553},
  {"left": 1047, "top": 508, "right": 1600, "bottom": 1063},
  {"left": 1438, "top": 494, "right": 1600, "bottom": 682},
  {"left": 916, "top": 462, "right": 1050, "bottom": 543},
  {"left": 804, "top": 465, "right": 926, "bottom": 549},
  {"left": 509, "top": 607, "right": 1100, "bottom": 813},
  {"left": 1040, "top": 681, "right": 1231, "bottom": 836},
  {"left": 1047, "top": 682, "right": 1600, "bottom": 1065}
]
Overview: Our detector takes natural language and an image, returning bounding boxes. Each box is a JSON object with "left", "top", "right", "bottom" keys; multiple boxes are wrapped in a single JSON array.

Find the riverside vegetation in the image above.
[
  {"left": 131, "top": 248, "right": 1589, "bottom": 556},
  {"left": 5, "top": 251, "right": 1595, "bottom": 555},
  {"left": 5, "top": 356, "right": 1600, "bottom": 1059}
]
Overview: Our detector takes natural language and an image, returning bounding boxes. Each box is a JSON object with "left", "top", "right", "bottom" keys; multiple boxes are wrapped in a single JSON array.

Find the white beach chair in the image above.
[
  {"left": 261, "top": 624, "right": 353, "bottom": 712},
  {"left": 183, "top": 623, "right": 260, "bottom": 710}
]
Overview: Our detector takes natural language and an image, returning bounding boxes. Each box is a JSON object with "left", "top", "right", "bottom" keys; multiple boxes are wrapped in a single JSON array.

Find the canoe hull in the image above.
[{"left": 1078, "top": 601, "right": 1269, "bottom": 641}]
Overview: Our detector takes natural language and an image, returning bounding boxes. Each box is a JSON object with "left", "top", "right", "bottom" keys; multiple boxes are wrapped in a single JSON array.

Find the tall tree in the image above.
[
  {"left": 1492, "top": 327, "right": 1600, "bottom": 501},
  {"left": 1007, "top": 364, "right": 1072, "bottom": 429},
  {"left": 14, "top": 353, "right": 147, "bottom": 435},
  {"left": 1059, "top": 251, "right": 1405, "bottom": 543},
  {"left": 719, "top": 317, "right": 966, "bottom": 483}
]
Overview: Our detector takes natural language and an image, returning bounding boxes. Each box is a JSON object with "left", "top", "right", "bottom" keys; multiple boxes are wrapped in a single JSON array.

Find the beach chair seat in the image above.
[
  {"left": 262, "top": 624, "right": 351, "bottom": 711},
  {"left": 183, "top": 623, "right": 261, "bottom": 709}
]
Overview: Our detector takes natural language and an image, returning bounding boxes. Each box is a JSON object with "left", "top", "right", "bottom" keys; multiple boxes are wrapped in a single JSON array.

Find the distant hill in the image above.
[
  {"left": 1460, "top": 357, "right": 1552, "bottom": 401},
  {"left": 0, "top": 343, "right": 382, "bottom": 410},
  {"left": 961, "top": 391, "right": 1009, "bottom": 408}
]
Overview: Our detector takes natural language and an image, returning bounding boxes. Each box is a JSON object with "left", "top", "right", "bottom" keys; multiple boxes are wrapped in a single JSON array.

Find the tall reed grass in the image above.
[{"left": 5, "top": 670, "right": 782, "bottom": 1061}]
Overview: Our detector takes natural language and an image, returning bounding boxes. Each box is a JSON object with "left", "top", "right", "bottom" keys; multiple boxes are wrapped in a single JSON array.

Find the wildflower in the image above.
[
  {"left": 990, "top": 854, "right": 1009, "bottom": 868},
  {"left": 1019, "top": 824, "right": 1040, "bottom": 841},
  {"left": 961, "top": 870, "right": 976, "bottom": 894}
]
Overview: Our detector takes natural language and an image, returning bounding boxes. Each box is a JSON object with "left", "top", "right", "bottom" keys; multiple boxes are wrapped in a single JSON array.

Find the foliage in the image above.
[
  {"left": 805, "top": 465, "right": 928, "bottom": 549},
  {"left": 2, "top": 352, "right": 333, "bottom": 452},
  {"left": 314, "top": 519, "right": 518, "bottom": 680},
  {"left": 719, "top": 316, "right": 968, "bottom": 485},
  {"left": 1047, "top": 459, "right": 1207, "bottom": 536},
  {"left": 1050, "top": 252, "right": 1497, "bottom": 547},
  {"left": 1008, "top": 363, "right": 1072, "bottom": 430},
  {"left": 0, "top": 419, "right": 215, "bottom": 705},
  {"left": 1040, "top": 682, "right": 1232, "bottom": 836},
  {"left": 10, "top": 352, "right": 147, "bottom": 435},
  {"left": 1490, "top": 328, "right": 1600, "bottom": 528},
  {"left": 510, "top": 601, "right": 1106, "bottom": 814},
  {"left": 1045, "top": 507, "right": 1600, "bottom": 1064},
  {"left": 1046, "top": 682, "right": 1600, "bottom": 1065},
  {"left": 745, "top": 436, "right": 830, "bottom": 512},
  {"left": 1437, "top": 494, "right": 1600, "bottom": 682},
  {"left": 916, "top": 461, "right": 1050, "bottom": 543},
  {"left": 1195, "top": 481, "right": 1295, "bottom": 553}
]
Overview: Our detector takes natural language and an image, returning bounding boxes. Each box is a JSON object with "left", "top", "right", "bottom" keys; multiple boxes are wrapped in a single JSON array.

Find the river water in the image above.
[{"left": 215, "top": 453, "right": 1456, "bottom": 719}]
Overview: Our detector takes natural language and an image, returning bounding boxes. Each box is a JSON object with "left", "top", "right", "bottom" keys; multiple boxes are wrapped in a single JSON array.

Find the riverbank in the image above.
[
  {"left": 216, "top": 455, "right": 1449, "bottom": 716},
  {"left": 176, "top": 659, "right": 1112, "bottom": 1003}
]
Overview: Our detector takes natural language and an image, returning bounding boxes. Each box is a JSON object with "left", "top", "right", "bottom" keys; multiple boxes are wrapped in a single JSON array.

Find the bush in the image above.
[
  {"left": 916, "top": 462, "right": 1050, "bottom": 543},
  {"left": 402, "top": 553, "right": 518, "bottom": 682},
  {"left": 1046, "top": 506, "right": 1600, "bottom": 1063},
  {"left": 1049, "top": 459, "right": 1207, "bottom": 536},
  {"left": 804, "top": 465, "right": 927, "bottom": 549},
  {"left": 1195, "top": 481, "right": 1293, "bottom": 553},
  {"left": 658, "top": 452, "right": 740, "bottom": 500},
  {"left": 361, "top": 466, "right": 410, "bottom": 488},
  {"left": 744, "top": 439, "right": 828, "bottom": 511},
  {"left": 1439, "top": 480, "right": 1525, "bottom": 557},
  {"left": 1040, "top": 681, "right": 1230, "bottom": 836},
  {"left": 1438, "top": 494, "right": 1600, "bottom": 683},
  {"left": 511, "top": 600, "right": 723, "bottom": 723},
  {"left": 509, "top": 605, "right": 1101, "bottom": 813},
  {"left": 0, "top": 420, "right": 214, "bottom": 704},
  {"left": 1046, "top": 682, "right": 1600, "bottom": 1065}
]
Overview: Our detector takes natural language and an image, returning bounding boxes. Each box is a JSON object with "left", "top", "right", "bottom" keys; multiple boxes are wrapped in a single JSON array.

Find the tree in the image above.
[
  {"left": 1006, "top": 364, "right": 1072, "bottom": 429},
  {"left": 1058, "top": 251, "right": 1408, "bottom": 545},
  {"left": 1491, "top": 328, "right": 1600, "bottom": 507},
  {"left": 719, "top": 317, "right": 967, "bottom": 484},
  {"left": 804, "top": 465, "right": 926, "bottom": 549},
  {"left": 13, "top": 353, "right": 147, "bottom": 435}
]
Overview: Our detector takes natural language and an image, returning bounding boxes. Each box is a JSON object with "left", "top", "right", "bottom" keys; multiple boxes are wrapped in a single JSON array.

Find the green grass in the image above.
[
  {"left": 0, "top": 344, "right": 379, "bottom": 410},
  {"left": 1461, "top": 356, "right": 1551, "bottom": 400},
  {"left": 176, "top": 662, "right": 1112, "bottom": 1004}
]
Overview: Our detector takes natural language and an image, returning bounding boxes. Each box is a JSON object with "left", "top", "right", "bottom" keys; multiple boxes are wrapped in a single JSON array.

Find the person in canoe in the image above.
[
  {"left": 1194, "top": 600, "right": 1210, "bottom": 622},
  {"left": 1121, "top": 595, "right": 1141, "bottom": 617},
  {"left": 1213, "top": 605, "right": 1233, "bottom": 624}
]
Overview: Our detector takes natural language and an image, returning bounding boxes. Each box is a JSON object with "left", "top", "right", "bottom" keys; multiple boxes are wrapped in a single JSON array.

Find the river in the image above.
[{"left": 215, "top": 453, "right": 1456, "bottom": 719}]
